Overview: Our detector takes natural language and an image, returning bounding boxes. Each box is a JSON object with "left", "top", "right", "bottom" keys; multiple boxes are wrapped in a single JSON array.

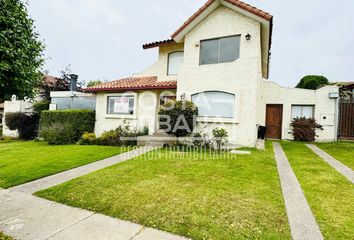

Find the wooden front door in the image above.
[{"left": 266, "top": 104, "right": 283, "bottom": 139}]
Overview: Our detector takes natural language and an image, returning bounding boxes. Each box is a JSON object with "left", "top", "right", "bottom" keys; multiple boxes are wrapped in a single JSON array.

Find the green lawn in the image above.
[
  {"left": 0, "top": 232, "right": 14, "bottom": 240},
  {"left": 0, "top": 141, "right": 129, "bottom": 188},
  {"left": 36, "top": 143, "right": 291, "bottom": 240},
  {"left": 281, "top": 141, "right": 354, "bottom": 239},
  {"left": 316, "top": 142, "right": 354, "bottom": 169}
]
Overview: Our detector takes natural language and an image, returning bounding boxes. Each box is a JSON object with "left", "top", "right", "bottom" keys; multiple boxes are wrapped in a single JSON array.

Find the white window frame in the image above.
[
  {"left": 200, "top": 35, "right": 241, "bottom": 65},
  {"left": 191, "top": 91, "right": 238, "bottom": 123},
  {"left": 291, "top": 105, "right": 315, "bottom": 119},
  {"left": 105, "top": 92, "right": 137, "bottom": 119},
  {"left": 167, "top": 51, "right": 184, "bottom": 76}
]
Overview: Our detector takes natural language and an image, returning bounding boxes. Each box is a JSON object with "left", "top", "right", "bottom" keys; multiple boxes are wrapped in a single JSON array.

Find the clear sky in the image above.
[{"left": 28, "top": 0, "right": 354, "bottom": 87}]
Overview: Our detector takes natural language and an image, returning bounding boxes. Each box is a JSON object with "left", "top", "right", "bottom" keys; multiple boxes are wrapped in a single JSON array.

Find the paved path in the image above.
[
  {"left": 0, "top": 146, "right": 188, "bottom": 240},
  {"left": 10, "top": 146, "right": 157, "bottom": 194},
  {"left": 273, "top": 142, "right": 323, "bottom": 240},
  {"left": 306, "top": 144, "right": 354, "bottom": 184}
]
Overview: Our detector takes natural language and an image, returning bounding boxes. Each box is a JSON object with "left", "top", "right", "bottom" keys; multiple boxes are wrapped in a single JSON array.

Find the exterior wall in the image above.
[
  {"left": 135, "top": 43, "right": 184, "bottom": 81},
  {"left": 260, "top": 81, "right": 339, "bottom": 141},
  {"left": 177, "top": 6, "right": 263, "bottom": 147},
  {"left": 94, "top": 89, "right": 176, "bottom": 136},
  {"left": 2, "top": 100, "right": 33, "bottom": 137}
]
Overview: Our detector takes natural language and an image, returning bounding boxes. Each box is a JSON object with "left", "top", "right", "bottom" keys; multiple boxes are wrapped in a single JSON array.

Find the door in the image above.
[
  {"left": 338, "top": 101, "right": 354, "bottom": 140},
  {"left": 266, "top": 104, "right": 283, "bottom": 139}
]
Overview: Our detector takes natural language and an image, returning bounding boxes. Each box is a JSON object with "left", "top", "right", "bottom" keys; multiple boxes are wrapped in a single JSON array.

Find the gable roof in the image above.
[{"left": 84, "top": 76, "right": 177, "bottom": 92}]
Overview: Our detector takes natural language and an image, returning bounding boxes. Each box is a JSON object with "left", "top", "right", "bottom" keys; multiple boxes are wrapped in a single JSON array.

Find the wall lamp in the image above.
[{"left": 245, "top": 33, "right": 251, "bottom": 41}]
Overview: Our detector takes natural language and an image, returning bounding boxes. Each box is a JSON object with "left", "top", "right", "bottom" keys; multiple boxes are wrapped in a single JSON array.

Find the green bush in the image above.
[
  {"left": 5, "top": 112, "right": 39, "bottom": 140},
  {"left": 158, "top": 100, "right": 198, "bottom": 137},
  {"left": 98, "top": 124, "right": 146, "bottom": 146},
  {"left": 296, "top": 75, "right": 329, "bottom": 90},
  {"left": 291, "top": 117, "right": 323, "bottom": 141},
  {"left": 33, "top": 100, "right": 50, "bottom": 114},
  {"left": 39, "top": 109, "right": 95, "bottom": 144},
  {"left": 40, "top": 123, "right": 77, "bottom": 145},
  {"left": 78, "top": 132, "right": 97, "bottom": 145},
  {"left": 212, "top": 128, "right": 228, "bottom": 150}
]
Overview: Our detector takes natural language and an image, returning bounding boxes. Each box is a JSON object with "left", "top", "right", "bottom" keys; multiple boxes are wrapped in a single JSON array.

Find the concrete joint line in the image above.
[
  {"left": 129, "top": 226, "right": 146, "bottom": 240},
  {"left": 306, "top": 144, "right": 354, "bottom": 184},
  {"left": 43, "top": 212, "right": 95, "bottom": 240},
  {"left": 273, "top": 142, "right": 323, "bottom": 240}
]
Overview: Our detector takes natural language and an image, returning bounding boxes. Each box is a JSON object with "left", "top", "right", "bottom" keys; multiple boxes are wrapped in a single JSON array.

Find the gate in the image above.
[{"left": 338, "top": 101, "right": 354, "bottom": 139}]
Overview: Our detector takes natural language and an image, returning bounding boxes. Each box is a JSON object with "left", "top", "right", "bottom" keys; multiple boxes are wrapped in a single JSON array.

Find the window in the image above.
[
  {"left": 167, "top": 52, "right": 184, "bottom": 75},
  {"left": 192, "top": 91, "right": 235, "bottom": 118},
  {"left": 107, "top": 96, "right": 135, "bottom": 115},
  {"left": 200, "top": 35, "right": 240, "bottom": 65},
  {"left": 291, "top": 105, "right": 314, "bottom": 119}
]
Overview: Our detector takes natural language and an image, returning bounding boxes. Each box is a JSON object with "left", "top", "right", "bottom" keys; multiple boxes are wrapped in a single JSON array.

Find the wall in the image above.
[
  {"left": 177, "top": 6, "right": 263, "bottom": 147},
  {"left": 2, "top": 100, "right": 33, "bottom": 137},
  {"left": 260, "top": 81, "right": 339, "bottom": 141},
  {"left": 94, "top": 89, "right": 176, "bottom": 136}
]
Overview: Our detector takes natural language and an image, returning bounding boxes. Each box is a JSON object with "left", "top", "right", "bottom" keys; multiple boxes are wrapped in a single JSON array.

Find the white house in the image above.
[{"left": 85, "top": 0, "right": 339, "bottom": 147}]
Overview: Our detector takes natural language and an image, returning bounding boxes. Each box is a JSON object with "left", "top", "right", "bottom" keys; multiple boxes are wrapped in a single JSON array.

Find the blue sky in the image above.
[{"left": 28, "top": 0, "right": 354, "bottom": 87}]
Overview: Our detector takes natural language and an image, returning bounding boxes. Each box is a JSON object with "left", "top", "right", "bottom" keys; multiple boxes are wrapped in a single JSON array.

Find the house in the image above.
[{"left": 85, "top": 0, "right": 339, "bottom": 147}]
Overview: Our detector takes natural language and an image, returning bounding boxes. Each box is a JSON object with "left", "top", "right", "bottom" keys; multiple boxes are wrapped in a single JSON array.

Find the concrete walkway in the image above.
[
  {"left": 306, "top": 144, "right": 354, "bottom": 184},
  {"left": 0, "top": 146, "right": 189, "bottom": 240},
  {"left": 273, "top": 142, "right": 323, "bottom": 240},
  {"left": 10, "top": 146, "right": 157, "bottom": 194}
]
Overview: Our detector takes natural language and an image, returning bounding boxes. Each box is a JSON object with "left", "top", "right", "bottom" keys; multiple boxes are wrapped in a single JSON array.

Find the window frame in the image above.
[
  {"left": 167, "top": 51, "right": 184, "bottom": 76},
  {"left": 191, "top": 91, "right": 236, "bottom": 119},
  {"left": 291, "top": 105, "right": 315, "bottom": 119},
  {"left": 199, "top": 34, "right": 241, "bottom": 65},
  {"left": 106, "top": 94, "right": 136, "bottom": 118}
]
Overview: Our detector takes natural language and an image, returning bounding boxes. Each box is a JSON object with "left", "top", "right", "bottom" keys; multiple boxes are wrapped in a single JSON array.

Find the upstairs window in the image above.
[
  {"left": 192, "top": 91, "right": 235, "bottom": 118},
  {"left": 167, "top": 51, "right": 184, "bottom": 75},
  {"left": 291, "top": 105, "right": 314, "bottom": 119},
  {"left": 200, "top": 35, "right": 240, "bottom": 65},
  {"left": 107, "top": 96, "right": 135, "bottom": 115}
]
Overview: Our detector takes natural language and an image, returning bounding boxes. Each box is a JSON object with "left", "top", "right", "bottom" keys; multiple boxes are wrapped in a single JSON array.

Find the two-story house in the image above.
[{"left": 85, "top": 0, "right": 339, "bottom": 147}]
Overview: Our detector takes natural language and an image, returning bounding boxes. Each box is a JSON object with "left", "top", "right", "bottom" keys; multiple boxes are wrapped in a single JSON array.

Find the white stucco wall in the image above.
[
  {"left": 176, "top": 6, "right": 263, "bottom": 146},
  {"left": 260, "top": 81, "right": 339, "bottom": 141},
  {"left": 94, "top": 90, "right": 176, "bottom": 137},
  {"left": 2, "top": 100, "right": 33, "bottom": 137}
]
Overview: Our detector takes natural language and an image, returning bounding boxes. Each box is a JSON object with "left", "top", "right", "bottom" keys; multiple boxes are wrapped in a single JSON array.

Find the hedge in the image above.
[{"left": 39, "top": 109, "right": 95, "bottom": 144}]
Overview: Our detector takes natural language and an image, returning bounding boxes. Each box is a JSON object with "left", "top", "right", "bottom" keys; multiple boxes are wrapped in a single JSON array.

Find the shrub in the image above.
[
  {"left": 39, "top": 109, "right": 95, "bottom": 144},
  {"left": 158, "top": 100, "right": 198, "bottom": 137},
  {"left": 78, "top": 132, "right": 97, "bottom": 145},
  {"left": 98, "top": 124, "right": 146, "bottom": 146},
  {"left": 5, "top": 112, "right": 39, "bottom": 140},
  {"left": 40, "top": 123, "right": 77, "bottom": 145},
  {"left": 33, "top": 100, "right": 50, "bottom": 114},
  {"left": 291, "top": 117, "right": 323, "bottom": 141},
  {"left": 296, "top": 75, "right": 329, "bottom": 90},
  {"left": 212, "top": 128, "right": 228, "bottom": 150}
]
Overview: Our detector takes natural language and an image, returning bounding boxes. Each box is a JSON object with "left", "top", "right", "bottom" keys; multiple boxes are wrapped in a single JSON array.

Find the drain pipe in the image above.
[{"left": 329, "top": 92, "right": 340, "bottom": 141}]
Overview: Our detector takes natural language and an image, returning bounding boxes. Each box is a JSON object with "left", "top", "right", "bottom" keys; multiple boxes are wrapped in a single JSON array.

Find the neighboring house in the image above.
[{"left": 85, "top": 0, "right": 339, "bottom": 147}]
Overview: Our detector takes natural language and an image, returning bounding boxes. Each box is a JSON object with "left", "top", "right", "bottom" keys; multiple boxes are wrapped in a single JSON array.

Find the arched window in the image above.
[
  {"left": 192, "top": 91, "right": 235, "bottom": 118},
  {"left": 167, "top": 51, "right": 184, "bottom": 75}
]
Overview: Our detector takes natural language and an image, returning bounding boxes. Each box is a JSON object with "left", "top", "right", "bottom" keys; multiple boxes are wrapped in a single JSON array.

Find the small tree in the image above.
[
  {"left": 0, "top": 0, "right": 45, "bottom": 101},
  {"left": 5, "top": 112, "right": 39, "bottom": 140},
  {"left": 87, "top": 80, "right": 102, "bottom": 87},
  {"left": 291, "top": 117, "right": 323, "bottom": 141},
  {"left": 296, "top": 75, "right": 329, "bottom": 90},
  {"left": 212, "top": 128, "right": 228, "bottom": 150},
  {"left": 159, "top": 100, "right": 198, "bottom": 137}
]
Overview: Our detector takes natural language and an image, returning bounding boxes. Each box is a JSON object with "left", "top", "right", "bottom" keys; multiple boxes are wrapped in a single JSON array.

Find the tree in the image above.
[
  {"left": 87, "top": 80, "right": 102, "bottom": 87},
  {"left": 296, "top": 75, "right": 329, "bottom": 90},
  {"left": 0, "top": 0, "right": 45, "bottom": 101}
]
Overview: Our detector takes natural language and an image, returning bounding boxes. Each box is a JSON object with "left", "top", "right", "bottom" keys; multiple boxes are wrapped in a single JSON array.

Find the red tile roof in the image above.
[
  {"left": 143, "top": 0, "right": 273, "bottom": 49},
  {"left": 84, "top": 76, "right": 177, "bottom": 92}
]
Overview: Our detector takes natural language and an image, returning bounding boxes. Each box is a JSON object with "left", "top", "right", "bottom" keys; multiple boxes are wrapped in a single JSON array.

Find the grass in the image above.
[
  {"left": 36, "top": 142, "right": 291, "bottom": 240},
  {"left": 0, "top": 141, "right": 130, "bottom": 188},
  {"left": 0, "top": 232, "right": 14, "bottom": 240},
  {"left": 281, "top": 141, "right": 354, "bottom": 239},
  {"left": 316, "top": 142, "right": 354, "bottom": 169}
]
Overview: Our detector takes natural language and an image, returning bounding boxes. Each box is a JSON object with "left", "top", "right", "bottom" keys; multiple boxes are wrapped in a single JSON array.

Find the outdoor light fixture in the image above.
[
  {"left": 245, "top": 33, "right": 251, "bottom": 41},
  {"left": 180, "top": 93, "right": 186, "bottom": 100}
]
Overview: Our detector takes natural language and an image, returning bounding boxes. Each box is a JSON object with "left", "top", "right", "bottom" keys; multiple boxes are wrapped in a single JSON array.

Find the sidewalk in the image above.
[{"left": 0, "top": 146, "right": 188, "bottom": 240}]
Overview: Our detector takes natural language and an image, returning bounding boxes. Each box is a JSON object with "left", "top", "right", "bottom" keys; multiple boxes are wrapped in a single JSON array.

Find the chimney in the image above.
[{"left": 69, "top": 74, "right": 78, "bottom": 91}]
